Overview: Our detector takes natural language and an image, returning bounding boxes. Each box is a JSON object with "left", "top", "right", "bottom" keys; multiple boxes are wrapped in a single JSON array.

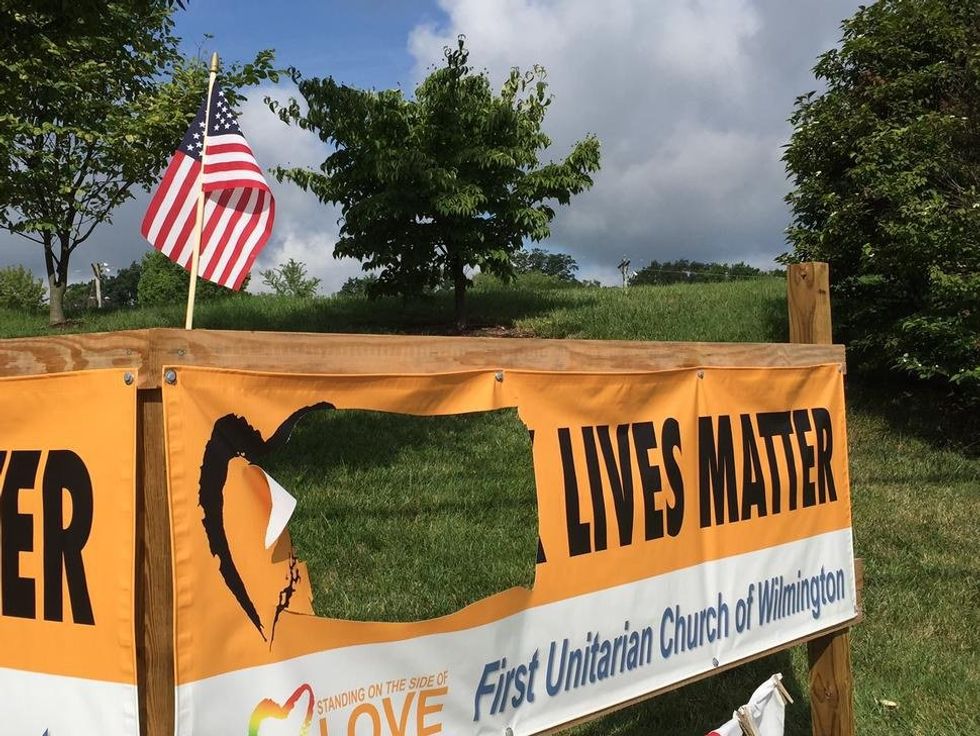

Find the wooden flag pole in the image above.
[{"left": 184, "top": 51, "right": 220, "bottom": 330}]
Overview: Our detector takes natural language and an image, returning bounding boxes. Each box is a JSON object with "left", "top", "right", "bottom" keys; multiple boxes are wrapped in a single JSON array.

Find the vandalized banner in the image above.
[
  {"left": 162, "top": 364, "right": 857, "bottom": 736},
  {"left": 0, "top": 370, "right": 138, "bottom": 735}
]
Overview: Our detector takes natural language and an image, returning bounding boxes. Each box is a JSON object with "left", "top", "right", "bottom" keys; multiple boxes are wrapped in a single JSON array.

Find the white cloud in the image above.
[
  {"left": 236, "top": 84, "right": 364, "bottom": 294},
  {"left": 408, "top": 0, "right": 860, "bottom": 284}
]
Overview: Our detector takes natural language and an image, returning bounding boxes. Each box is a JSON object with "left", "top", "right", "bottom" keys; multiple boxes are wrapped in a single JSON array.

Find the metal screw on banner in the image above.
[
  {"left": 123, "top": 372, "right": 134, "bottom": 385},
  {"left": 164, "top": 369, "right": 177, "bottom": 385}
]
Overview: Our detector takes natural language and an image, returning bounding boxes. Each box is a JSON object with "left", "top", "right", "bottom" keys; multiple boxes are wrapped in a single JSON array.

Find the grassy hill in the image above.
[
  {"left": 0, "top": 278, "right": 787, "bottom": 341},
  {"left": 2, "top": 277, "right": 976, "bottom": 734}
]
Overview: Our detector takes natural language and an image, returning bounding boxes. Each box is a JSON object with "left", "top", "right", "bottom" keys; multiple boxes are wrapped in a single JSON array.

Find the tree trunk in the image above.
[
  {"left": 48, "top": 277, "right": 67, "bottom": 325},
  {"left": 452, "top": 259, "right": 467, "bottom": 331},
  {"left": 44, "top": 232, "right": 70, "bottom": 325}
]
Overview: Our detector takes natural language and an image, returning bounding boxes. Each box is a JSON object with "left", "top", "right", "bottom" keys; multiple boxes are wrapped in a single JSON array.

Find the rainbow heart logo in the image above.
[{"left": 248, "top": 683, "right": 315, "bottom": 736}]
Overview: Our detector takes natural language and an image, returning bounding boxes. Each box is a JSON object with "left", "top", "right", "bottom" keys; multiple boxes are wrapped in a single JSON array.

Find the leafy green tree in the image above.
[
  {"left": 0, "top": 1, "right": 276, "bottom": 324},
  {"left": 270, "top": 36, "right": 600, "bottom": 328},
  {"left": 261, "top": 258, "right": 321, "bottom": 298},
  {"left": 783, "top": 0, "right": 979, "bottom": 397},
  {"left": 631, "top": 259, "right": 765, "bottom": 286},
  {"left": 102, "top": 260, "right": 142, "bottom": 308},
  {"left": 137, "top": 250, "right": 245, "bottom": 307},
  {"left": 338, "top": 274, "right": 379, "bottom": 297},
  {"left": 0, "top": 264, "right": 45, "bottom": 311},
  {"left": 511, "top": 247, "right": 579, "bottom": 282}
]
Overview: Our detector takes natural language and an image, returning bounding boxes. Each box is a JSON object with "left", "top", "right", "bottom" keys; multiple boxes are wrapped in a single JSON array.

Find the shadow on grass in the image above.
[
  {"left": 192, "top": 287, "right": 596, "bottom": 335},
  {"left": 263, "top": 408, "right": 533, "bottom": 477},
  {"left": 759, "top": 287, "right": 790, "bottom": 343},
  {"left": 846, "top": 373, "right": 980, "bottom": 458}
]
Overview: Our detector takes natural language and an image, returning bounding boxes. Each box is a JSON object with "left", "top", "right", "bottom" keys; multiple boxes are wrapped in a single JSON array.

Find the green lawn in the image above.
[{"left": 3, "top": 278, "right": 977, "bottom": 734}]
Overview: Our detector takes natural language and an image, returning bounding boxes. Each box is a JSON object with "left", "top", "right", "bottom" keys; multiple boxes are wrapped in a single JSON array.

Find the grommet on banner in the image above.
[
  {"left": 712, "top": 657, "right": 719, "bottom": 667},
  {"left": 123, "top": 371, "right": 134, "bottom": 385},
  {"left": 164, "top": 368, "right": 177, "bottom": 385},
  {"left": 504, "top": 727, "right": 514, "bottom": 736},
  {"left": 697, "top": 370, "right": 705, "bottom": 379},
  {"left": 495, "top": 370, "right": 504, "bottom": 382}
]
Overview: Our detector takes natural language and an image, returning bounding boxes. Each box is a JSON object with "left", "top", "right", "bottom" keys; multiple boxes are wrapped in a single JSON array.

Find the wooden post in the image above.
[
  {"left": 807, "top": 632, "right": 856, "bottom": 736},
  {"left": 789, "top": 262, "right": 856, "bottom": 736},
  {"left": 787, "top": 262, "right": 833, "bottom": 345},
  {"left": 136, "top": 388, "right": 174, "bottom": 736},
  {"left": 91, "top": 262, "right": 103, "bottom": 309}
]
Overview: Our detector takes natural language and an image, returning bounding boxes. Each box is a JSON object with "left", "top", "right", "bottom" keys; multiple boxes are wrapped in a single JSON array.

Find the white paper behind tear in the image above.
[{"left": 259, "top": 468, "right": 297, "bottom": 549}]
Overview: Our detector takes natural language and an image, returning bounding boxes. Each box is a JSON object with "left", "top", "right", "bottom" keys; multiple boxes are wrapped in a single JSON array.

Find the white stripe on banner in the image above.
[
  {"left": 177, "top": 529, "right": 857, "bottom": 736},
  {"left": 0, "top": 667, "right": 138, "bottom": 736}
]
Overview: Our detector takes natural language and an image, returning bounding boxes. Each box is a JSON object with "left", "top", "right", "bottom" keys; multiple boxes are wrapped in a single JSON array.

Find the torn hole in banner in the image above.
[
  {"left": 262, "top": 408, "right": 539, "bottom": 624},
  {"left": 201, "top": 405, "right": 538, "bottom": 637}
]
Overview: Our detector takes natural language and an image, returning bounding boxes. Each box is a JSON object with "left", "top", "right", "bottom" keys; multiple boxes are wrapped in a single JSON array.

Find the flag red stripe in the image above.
[
  {"left": 203, "top": 178, "right": 270, "bottom": 192},
  {"left": 201, "top": 189, "right": 236, "bottom": 256},
  {"left": 152, "top": 163, "right": 199, "bottom": 252},
  {"left": 167, "top": 206, "right": 199, "bottom": 266},
  {"left": 206, "top": 142, "right": 253, "bottom": 155},
  {"left": 202, "top": 189, "right": 251, "bottom": 281},
  {"left": 231, "top": 196, "right": 275, "bottom": 290},
  {"left": 141, "top": 154, "right": 184, "bottom": 237},
  {"left": 204, "top": 161, "right": 263, "bottom": 175},
  {"left": 217, "top": 190, "right": 266, "bottom": 287}
]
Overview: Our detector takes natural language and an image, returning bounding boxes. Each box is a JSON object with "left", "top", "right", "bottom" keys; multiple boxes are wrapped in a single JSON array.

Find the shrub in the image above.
[
  {"left": 0, "top": 265, "right": 45, "bottom": 312},
  {"left": 260, "top": 258, "right": 320, "bottom": 298}
]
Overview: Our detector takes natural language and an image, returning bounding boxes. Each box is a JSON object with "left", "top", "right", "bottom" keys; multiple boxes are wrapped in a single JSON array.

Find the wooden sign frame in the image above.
[{"left": 0, "top": 263, "right": 857, "bottom": 736}]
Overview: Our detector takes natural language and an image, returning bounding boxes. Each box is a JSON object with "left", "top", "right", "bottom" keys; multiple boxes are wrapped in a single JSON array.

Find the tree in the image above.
[
  {"left": 511, "top": 247, "right": 579, "bottom": 282},
  {"left": 261, "top": 258, "right": 321, "bottom": 298},
  {"left": 631, "top": 259, "right": 765, "bottom": 286},
  {"left": 338, "top": 274, "right": 379, "bottom": 297},
  {"left": 102, "top": 260, "right": 142, "bottom": 308},
  {"left": 270, "top": 36, "right": 600, "bottom": 329},
  {"left": 0, "top": 1, "right": 276, "bottom": 324},
  {"left": 136, "top": 250, "right": 246, "bottom": 307},
  {"left": 782, "top": 0, "right": 980, "bottom": 398}
]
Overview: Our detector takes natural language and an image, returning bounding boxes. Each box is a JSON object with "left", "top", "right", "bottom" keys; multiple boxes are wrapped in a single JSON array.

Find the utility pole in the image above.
[{"left": 617, "top": 257, "right": 631, "bottom": 289}]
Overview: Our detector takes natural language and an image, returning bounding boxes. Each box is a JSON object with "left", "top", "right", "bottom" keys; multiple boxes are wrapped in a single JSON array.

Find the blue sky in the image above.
[
  {"left": 174, "top": 0, "right": 443, "bottom": 90},
  {"left": 2, "top": 1, "right": 864, "bottom": 292}
]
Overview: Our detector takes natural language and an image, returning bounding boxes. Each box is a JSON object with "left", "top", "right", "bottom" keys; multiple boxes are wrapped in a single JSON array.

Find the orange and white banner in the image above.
[
  {"left": 162, "top": 364, "right": 857, "bottom": 736},
  {"left": 0, "top": 370, "right": 138, "bottom": 735}
]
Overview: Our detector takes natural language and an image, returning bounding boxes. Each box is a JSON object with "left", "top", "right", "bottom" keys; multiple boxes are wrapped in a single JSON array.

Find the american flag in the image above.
[{"left": 140, "top": 82, "right": 275, "bottom": 290}]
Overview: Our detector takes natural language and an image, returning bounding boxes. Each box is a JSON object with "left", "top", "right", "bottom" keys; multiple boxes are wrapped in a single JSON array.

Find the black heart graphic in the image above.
[{"left": 197, "top": 402, "right": 333, "bottom": 641}]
